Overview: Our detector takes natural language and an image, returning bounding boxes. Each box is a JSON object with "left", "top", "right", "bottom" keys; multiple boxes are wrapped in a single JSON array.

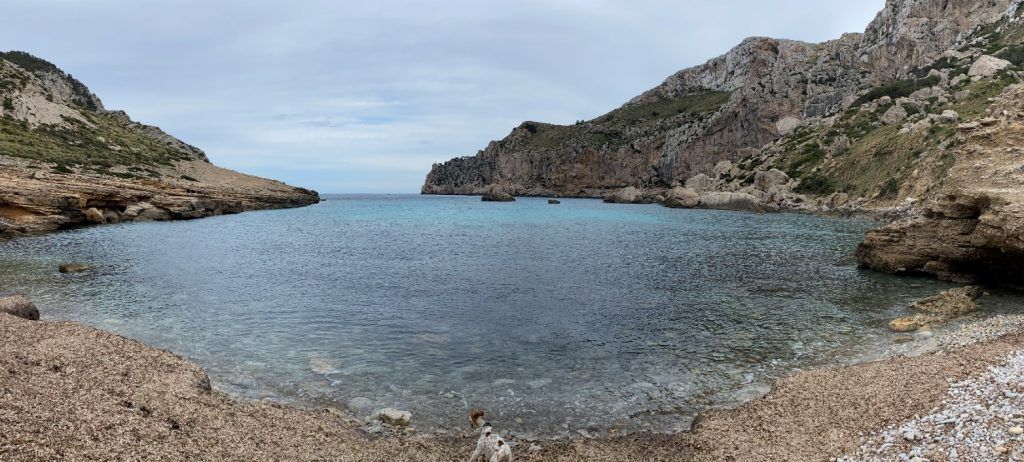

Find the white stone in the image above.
[
  {"left": 882, "top": 105, "right": 909, "bottom": 125},
  {"left": 968, "top": 55, "right": 1011, "bottom": 78},
  {"left": 377, "top": 408, "right": 412, "bottom": 426},
  {"left": 775, "top": 116, "right": 802, "bottom": 136}
]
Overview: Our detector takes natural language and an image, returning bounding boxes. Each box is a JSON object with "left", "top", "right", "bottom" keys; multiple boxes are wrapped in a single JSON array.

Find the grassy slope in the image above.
[
  {"left": 516, "top": 91, "right": 732, "bottom": 151},
  {"left": 738, "top": 12, "right": 1024, "bottom": 202}
]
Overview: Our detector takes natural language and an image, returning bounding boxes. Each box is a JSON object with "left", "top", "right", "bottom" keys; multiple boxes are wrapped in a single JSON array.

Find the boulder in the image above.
[
  {"left": 775, "top": 116, "right": 801, "bottom": 136},
  {"left": 698, "top": 192, "right": 771, "bottom": 213},
  {"left": 547, "top": 199, "right": 561, "bottom": 205},
  {"left": 377, "top": 408, "right": 412, "bottom": 426},
  {"left": 103, "top": 210, "right": 121, "bottom": 223},
  {"left": 910, "top": 286, "right": 983, "bottom": 317},
  {"left": 684, "top": 174, "right": 715, "bottom": 193},
  {"left": 603, "top": 186, "right": 647, "bottom": 204},
  {"left": 0, "top": 293, "right": 39, "bottom": 320},
  {"left": 662, "top": 187, "right": 700, "bottom": 209},
  {"left": 123, "top": 202, "right": 170, "bottom": 221},
  {"left": 938, "top": 110, "right": 960, "bottom": 124},
  {"left": 753, "top": 169, "right": 790, "bottom": 192},
  {"left": 59, "top": 263, "right": 91, "bottom": 274},
  {"left": 887, "top": 286, "right": 984, "bottom": 332},
  {"left": 83, "top": 207, "right": 106, "bottom": 224},
  {"left": 881, "top": 105, "right": 908, "bottom": 125},
  {"left": 713, "top": 160, "right": 734, "bottom": 178},
  {"left": 968, "top": 55, "right": 1011, "bottom": 78},
  {"left": 480, "top": 184, "right": 515, "bottom": 202}
]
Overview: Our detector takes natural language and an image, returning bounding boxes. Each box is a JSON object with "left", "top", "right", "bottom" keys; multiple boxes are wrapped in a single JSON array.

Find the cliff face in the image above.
[
  {"left": 422, "top": 0, "right": 1016, "bottom": 197},
  {"left": 0, "top": 52, "right": 318, "bottom": 235}
]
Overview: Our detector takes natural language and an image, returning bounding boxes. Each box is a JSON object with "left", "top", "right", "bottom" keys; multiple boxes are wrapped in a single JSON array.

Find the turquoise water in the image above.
[{"left": 0, "top": 195, "right": 992, "bottom": 437}]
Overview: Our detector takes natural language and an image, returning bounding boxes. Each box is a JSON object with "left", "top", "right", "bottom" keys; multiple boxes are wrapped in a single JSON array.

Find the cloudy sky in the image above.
[{"left": 3, "top": 1, "right": 883, "bottom": 193}]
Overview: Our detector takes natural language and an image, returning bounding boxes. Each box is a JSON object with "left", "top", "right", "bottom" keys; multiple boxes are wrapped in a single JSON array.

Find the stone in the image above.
[
  {"left": 938, "top": 110, "right": 960, "bottom": 124},
  {"left": 662, "top": 187, "right": 700, "bottom": 209},
  {"left": 881, "top": 105, "right": 909, "bottom": 125},
  {"left": 910, "top": 286, "right": 984, "bottom": 317},
  {"left": 685, "top": 174, "right": 715, "bottom": 193},
  {"left": 889, "top": 316, "right": 929, "bottom": 333},
  {"left": 481, "top": 184, "right": 515, "bottom": 202},
  {"left": 59, "top": 263, "right": 91, "bottom": 274},
  {"left": 775, "top": 116, "right": 801, "bottom": 135},
  {"left": 968, "top": 55, "right": 1011, "bottom": 78},
  {"left": 103, "top": 210, "right": 121, "bottom": 223},
  {"left": 1010, "top": 426, "right": 1023, "bottom": 435},
  {"left": 0, "top": 293, "right": 39, "bottom": 320},
  {"left": 547, "top": 199, "right": 561, "bottom": 204},
  {"left": 698, "top": 192, "right": 771, "bottom": 213},
  {"left": 753, "top": 169, "right": 790, "bottom": 192},
  {"left": 377, "top": 408, "right": 412, "bottom": 427},
  {"left": 714, "top": 160, "right": 734, "bottom": 178},
  {"left": 83, "top": 207, "right": 106, "bottom": 224},
  {"left": 603, "top": 186, "right": 647, "bottom": 204}
]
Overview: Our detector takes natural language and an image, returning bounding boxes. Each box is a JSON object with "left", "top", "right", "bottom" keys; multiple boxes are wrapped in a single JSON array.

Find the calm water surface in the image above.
[{"left": 1, "top": 195, "right": 1015, "bottom": 437}]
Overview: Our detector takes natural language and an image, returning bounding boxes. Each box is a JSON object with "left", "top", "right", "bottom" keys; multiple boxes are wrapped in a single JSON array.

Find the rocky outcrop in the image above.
[
  {"left": 423, "top": 0, "right": 1015, "bottom": 199},
  {"left": 857, "top": 85, "right": 1024, "bottom": 285},
  {"left": 0, "top": 52, "right": 318, "bottom": 235},
  {"left": 480, "top": 184, "right": 515, "bottom": 202},
  {"left": 0, "top": 293, "right": 39, "bottom": 320},
  {"left": 888, "top": 286, "right": 984, "bottom": 332}
]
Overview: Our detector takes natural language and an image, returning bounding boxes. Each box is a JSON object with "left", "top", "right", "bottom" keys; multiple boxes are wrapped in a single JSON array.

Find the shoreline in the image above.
[{"left": 4, "top": 304, "right": 1024, "bottom": 460}]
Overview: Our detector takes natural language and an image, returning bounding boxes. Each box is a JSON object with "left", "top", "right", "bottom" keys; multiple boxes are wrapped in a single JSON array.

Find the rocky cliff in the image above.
[
  {"left": 423, "top": 0, "right": 1017, "bottom": 198},
  {"left": 0, "top": 51, "right": 318, "bottom": 235}
]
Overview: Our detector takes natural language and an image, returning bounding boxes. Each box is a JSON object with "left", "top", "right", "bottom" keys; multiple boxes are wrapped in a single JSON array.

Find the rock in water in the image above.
[
  {"left": 59, "top": 263, "right": 91, "bottom": 274},
  {"left": 911, "top": 286, "right": 984, "bottom": 317},
  {"left": 548, "top": 199, "right": 561, "bottom": 204},
  {"left": 481, "top": 185, "right": 515, "bottom": 202},
  {"left": 887, "top": 286, "right": 984, "bottom": 332},
  {"left": 603, "top": 186, "right": 648, "bottom": 204},
  {"left": 0, "top": 293, "right": 39, "bottom": 320},
  {"left": 662, "top": 187, "right": 700, "bottom": 209},
  {"left": 377, "top": 408, "right": 412, "bottom": 426}
]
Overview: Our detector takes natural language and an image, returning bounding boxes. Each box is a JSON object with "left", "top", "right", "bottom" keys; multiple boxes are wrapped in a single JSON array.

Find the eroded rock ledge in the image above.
[
  {"left": 857, "top": 86, "right": 1024, "bottom": 285},
  {"left": 0, "top": 157, "right": 319, "bottom": 235}
]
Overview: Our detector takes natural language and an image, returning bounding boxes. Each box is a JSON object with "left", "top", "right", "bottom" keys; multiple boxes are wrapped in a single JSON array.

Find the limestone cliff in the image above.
[
  {"left": 422, "top": 0, "right": 1016, "bottom": 198},
  {"left": 0, "top": 51, "right": 318, "bottom": 235}
]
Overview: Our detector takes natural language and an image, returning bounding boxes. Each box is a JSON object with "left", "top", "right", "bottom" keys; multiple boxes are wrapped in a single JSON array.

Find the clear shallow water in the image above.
[{"left": 1, "top": 194, "right": 1016, "bottom": 438}]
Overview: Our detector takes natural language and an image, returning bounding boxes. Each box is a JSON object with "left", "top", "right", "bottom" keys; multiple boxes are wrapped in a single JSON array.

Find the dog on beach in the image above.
[{"left": 468, "top": 409, "right": 512, "bottom": 462}]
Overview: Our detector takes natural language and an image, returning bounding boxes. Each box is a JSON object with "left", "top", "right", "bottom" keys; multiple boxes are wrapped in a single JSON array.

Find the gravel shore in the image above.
[{"left": 3, "top": 312, "right": 1024, "bottom": 461}]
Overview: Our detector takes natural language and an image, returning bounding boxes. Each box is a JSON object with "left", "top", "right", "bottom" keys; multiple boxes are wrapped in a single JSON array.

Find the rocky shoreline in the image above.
[{"left": 4, "top": 290, "right": 1024, "bottom": 461}]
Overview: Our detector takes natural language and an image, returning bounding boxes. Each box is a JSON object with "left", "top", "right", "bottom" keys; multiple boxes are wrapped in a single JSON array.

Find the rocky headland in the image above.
[
  {"left": 0, "top": 51, "right": 319, "bottom": 236},
  {"left": 424, "top": 0, "right": 1024, "bottom": 287}
]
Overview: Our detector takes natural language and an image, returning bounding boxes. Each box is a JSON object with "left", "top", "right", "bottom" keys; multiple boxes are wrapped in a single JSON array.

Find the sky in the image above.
[{"left": 2, "top": 1, "right": 884, "bottom": 193}]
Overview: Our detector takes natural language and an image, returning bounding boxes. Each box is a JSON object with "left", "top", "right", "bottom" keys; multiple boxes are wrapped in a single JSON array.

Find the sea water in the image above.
[{"left": 1, "top": 195, "right": 1012, "bottom": 438}]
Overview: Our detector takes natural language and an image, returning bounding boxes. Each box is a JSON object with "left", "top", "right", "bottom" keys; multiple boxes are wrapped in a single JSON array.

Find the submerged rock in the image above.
[
  {"left": 548, "top": 199, "right": 561, "bottom": 204},
  {"left": 377, "top": 408, "right": 412, "bottom": 426},
  {"left": 0, "top": 293, "right": 39, "bottom": 320},
  {"left": 59, "top": 263, "right": 91, "bottom": 274},
  {"left": 481, "top": 185, "right": 515, "bottom": 202}
]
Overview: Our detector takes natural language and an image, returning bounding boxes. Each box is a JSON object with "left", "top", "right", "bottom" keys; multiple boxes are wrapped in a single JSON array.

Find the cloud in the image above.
[{"left": 1, "top": 0, "right": 885, "bottom": 193}]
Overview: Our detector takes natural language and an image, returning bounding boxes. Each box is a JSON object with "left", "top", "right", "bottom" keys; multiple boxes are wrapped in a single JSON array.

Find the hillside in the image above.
[
  {"left": 0, "top": 51, "right": 318, "bottom": 234},
  {"left": 423, "top": 0, "right": 1024, "bottom": 285}
]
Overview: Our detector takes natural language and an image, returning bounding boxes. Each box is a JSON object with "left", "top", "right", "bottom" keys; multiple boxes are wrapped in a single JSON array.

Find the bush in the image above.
[
  {"left": 853, "top": 75, "right": 941, "bottom": 106},
  {"left": 795, "top": 174, "right": 837, "bottom": 195}
]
